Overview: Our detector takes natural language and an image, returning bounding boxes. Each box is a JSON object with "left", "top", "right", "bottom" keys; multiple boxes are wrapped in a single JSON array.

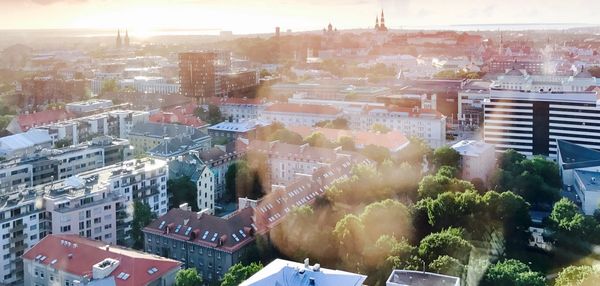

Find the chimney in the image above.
[
  {"left": 105, "top": 245, "right": 110, "bottom": 251},
  {"left": 304, "top": 258, "right": 309, "bottom": 269}
]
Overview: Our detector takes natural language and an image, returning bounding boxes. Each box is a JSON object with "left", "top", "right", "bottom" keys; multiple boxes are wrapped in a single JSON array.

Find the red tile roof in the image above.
[
  {"left": 287, "top": 126, "right": 409, "bottom": 151},
  {"left": 16, "top": 109, "right": 72, "bottom": 131},
  {"left": 264, "top": 103, "right": 341, "bottom": 116},
  {"left": 144, "top": 207, "right": 255, "bottom": 253},
  {"left": 23, "top": 234, "right": 181, "bottom": 286},
  {"left": 253, "top": 156, "right": 372, "bottom": 233},
  {"left": 149, "top": 103, "right": 208, "bottom": 128}
]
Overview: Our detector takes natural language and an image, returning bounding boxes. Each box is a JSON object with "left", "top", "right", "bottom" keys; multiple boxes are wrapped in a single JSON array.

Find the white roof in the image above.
[
  {"left": 451, "top": 140, "right": 494, "bottom": 157},
  {"left": 0, "top": 129, "right": 52, "bottom": 153},
  {"left": 240, "top": 259, "right": 367, "bottom": 286}
]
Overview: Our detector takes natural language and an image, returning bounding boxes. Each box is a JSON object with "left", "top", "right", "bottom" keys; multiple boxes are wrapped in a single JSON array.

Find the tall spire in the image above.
[
  {"left": 116, "top": 29, "right": 122, "bottom": 49},
  {"left": 124, "top": 29, "right": 130, "bottom": 47},
  {"left": 375, "top": 16, "right": 380, "bottom": 29}
]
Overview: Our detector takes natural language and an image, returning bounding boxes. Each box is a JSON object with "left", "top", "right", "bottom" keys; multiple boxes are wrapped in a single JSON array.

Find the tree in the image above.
[
  {"left": 131, "top": 201, "right": 155, "bottom": 249},
  {"left": 54, "top": 137, "right": 72, "bottom": 148},
  {"left": 555, "top": 265, "right": 600, "bottom": 286},
  {"left": 304, "top": 132, "right": 333, "bottom": 148},
  {"left": 225, "top": 160, "right": 264, "bottom": 202},
  {"left": 362, "top": 144, "right": 391, "bottom": 164},
  {"left": 100, "top": 79, "right": 118, "bottom": 95},
  {"left": 428, "top": 255, "right": 465, "bottom": 278},
  {"left": 480, "top": 259, "right": 545, "bottom": 286},
  {"left": 337, "top": 136, "right": 356, "bottom": 151},
  {"left": 167, "top": 176, "right": 198, "bottom": 211},
  {"left": 417, "top": 173, "right": 474, "bottom": 199},
  {"left": 197, "top": 104, "right": 223, "bottom": 125},
  {"left": 433, "top": 146, "right": 461, "bottom": 169},
  {"left": 267, "top": 129, "right": 303, "bottom": 145},
  {"left": 175, "top": 268, "right": 203, "bottom": 286},
  {"left": 371, "top": 123, "right": 391, "bottom": 133},
  {"left": 550, "top": 198, "right": 586, "bottom": 233},
  {"left": 220, "top": 262, "right": 263, "bottom": 286},
  {"left": 418, "top": 228, "right": 473, "bottom": 264}
]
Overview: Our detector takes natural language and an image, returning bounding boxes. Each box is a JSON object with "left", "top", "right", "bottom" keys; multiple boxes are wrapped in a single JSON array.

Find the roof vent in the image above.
[
  {"left": 68, "top": 253, "right": 73, "bottom": 259},
  {"left": 313, "top": 264, "right": 320, "bottom": 272},
  {"left": 309, "top": 277, "right": 316, "bottom": 286}
]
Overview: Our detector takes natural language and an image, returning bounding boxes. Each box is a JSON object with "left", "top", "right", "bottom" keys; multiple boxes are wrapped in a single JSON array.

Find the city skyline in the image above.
[{"left": 1, "top": 0, "right": 600, "bottom": 35}]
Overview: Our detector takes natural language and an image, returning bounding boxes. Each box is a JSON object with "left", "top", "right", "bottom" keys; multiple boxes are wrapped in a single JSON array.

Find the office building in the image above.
[
  {"left": 557, "top": 140, "right": 600, "bottom": 215},
  {"left": 179, "top": 51, "right": 228, "bottom": 102},
  {"left": 23, "top": 234, "right": 181, "bottom": 286},
  {"left": 484, "top": 88, "right": 600, "bottom": 157},
  {"left": 143, "top": 206, "right": 255, "bottom": 283}
]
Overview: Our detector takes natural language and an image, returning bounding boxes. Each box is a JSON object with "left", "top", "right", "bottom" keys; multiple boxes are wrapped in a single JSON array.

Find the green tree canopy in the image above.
[
  {"left": 267, "top": 128, "right": 304, "bottom": 145},
  {"left": 361, "top": 144, "right": 391, "bottom": 164},
  {"left": 220, "top": 262, "right": 263, "bottom": 286},
  {"left": 131, "top": 201, "right": 155, "bottom": 249},
  {"left": 175, "top": 268, "right": 202, "bottom": 286},
  {"left": 371, "top": 123, "right": 391, "bottom": 134},
  {"left": 433, "top": 146, "right": 461, "bottom": 169},
  {"left": 224, "top": 160, "right": 263, "bottom": 202},
  {"left": 480, "top": 259, "right": 545, "bottom": 286},
  {"left": 167, "top": 176, "right": 198, "bottom": 211},
  {"left": 428, "top": 255, "right": 465, "bottom": 278},
  {"left": 304, "top": 131, "right": 333, "bottom": 148},
  {"left": 337, "top": 135, "right": 356, "bottom": 151},
  {"left": 418, "top": 228, "right": 473, "bottom": 264},
  {"left": 555, "top": 265, "right": 600, "bottom": 286}
]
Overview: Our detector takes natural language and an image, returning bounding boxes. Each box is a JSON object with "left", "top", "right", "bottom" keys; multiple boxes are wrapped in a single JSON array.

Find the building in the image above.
[
  {"left": 484, "top": 88, "right": 600, "bottom": 157},
  {"left": 143, "top": 206, "right": 255, "bottom": 283},
  {"left": 0, "top": 129, "right": 53, "bottom": 159},
  {"left": 492, "top": 67, "right": 597, "bottom": 92},
  {"left": 128, "top": 122, "right": 211, "bottom": 155},
  {"left": 23, "top": 234, "right": 181, "bottom": 286},
  {"left": 346, "top": 105, "right": 446, "bottom": 148},
  {"left": 253, "top": 155, "right": 371, "bottom": 232},
  {"left": 0, "top": 189, "right": 43, "bottom": 285},
  {"left": 451, "top": 140, "right": 496, "bottom": 184},
  {"left": 374, "top": 10, "right": 388, "bottom": 32},
  {"left": 458, "top": 80, "right": 491, "bottom": 127},
  {"left": 219, "top": 70, "right": 259, "bottom": 98},
  {"left": 34, "top": 109, "right": 150, "bottom": 146},
  {"left": 0, "top": 136, "right": 133, "bottom": 192},
  {"left": 489, "top": 58, "right": 545, "bottom": 75},
  {"left": 208, "top": 119, "right": 270, "bottom": 142},
  {"left": 6, "top": 109, "right": 72, "bottom": 134},
  {"left": 260, "top": 103, "right": 342, "bottom": 128},
  {"left": 148, "top": 104, "right": 209, "bottom": 129},
  {"left": 240, "top": 258, "right": 367, "bottom": 286},
  {"left": 179, "top": 51, "right": 230, "bottom": 102},
  {"left": 195, "top": 142, "right": 247, "bottom": 199},
  {"left": 386, "top": 270, "right": 460, "bottom": 286},
  {"left": 65, "top": 99, "right": 114, "bottom": 116},
  {"left": 206, "top": 97, "right": 268, "bottom": 122},
  {"left": 168, "top": 153, "right": 215, "bottom": 213},
  {"left": 287, "top": 126, "right": 410, "bottom": 152},
  {"left": 557, "top": 140, "right": 600, "bottom": 215}
]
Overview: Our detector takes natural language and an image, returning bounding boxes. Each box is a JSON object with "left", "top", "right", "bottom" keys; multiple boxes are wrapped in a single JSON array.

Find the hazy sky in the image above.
[{"left": 1, "top": 0, "right": 599, "bottom": 34}]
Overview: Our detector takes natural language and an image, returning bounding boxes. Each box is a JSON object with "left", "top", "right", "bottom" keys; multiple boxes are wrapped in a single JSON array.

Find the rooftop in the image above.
[
  {"left": 208, "top": 119, "right": 270, "bottom": 133},
  {"left": 557, "top": 140, "right": 600, "bottom": 170},
  {"left": 387, "top": 270, "right": 460, "bottom": 286},
  {"left": 264, "top": 103, "right": 341, "bottom": 116},
  {"left": 240, "top": 258, "right": 367, "bottom": 286},
  {"left": 22, "top": 234, "right": 181, "bottom": 286},
  {"left": 287, "top": 126, "right": 409, "bottom": 152},
  {"left": 451, "top": 140, "right": 494, "bottom": 157},
  {"left": 144, "top": 207, "right": 255, "bottom": 253}
]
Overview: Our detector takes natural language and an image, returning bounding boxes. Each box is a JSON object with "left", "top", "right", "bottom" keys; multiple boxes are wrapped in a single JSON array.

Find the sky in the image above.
[{"left": 1, "top": 0, "right": 599, "bottom": 34}]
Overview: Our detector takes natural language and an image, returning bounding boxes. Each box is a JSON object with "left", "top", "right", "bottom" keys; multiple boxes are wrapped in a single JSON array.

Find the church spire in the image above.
[
  {"left": 124, "top": 29, "right": 130, "bottom": 47},
  {"left": 116, "top": 29, "right": 122, "bottom": 49},
  {"left": 375, "top": 16, "right": 380, "bottom": 29}
]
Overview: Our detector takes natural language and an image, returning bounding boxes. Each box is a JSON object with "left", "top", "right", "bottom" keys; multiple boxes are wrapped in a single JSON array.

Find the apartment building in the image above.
[
  {"left": 260, "top": 103, "right": 342, "bottom": 128},
  {"left": 23, "top": 234, "right": 181, "bottom": 286},
  {"left": 0, "top": 136, "right": 133, "bottom": 193},
  {"left": 206, "top": 97, "right": 268, "bottom": 122},
  {"left": 493, "top": 67, "right": 596, "bottom": 92},
  {"left": 34, "top": 110, "right": 150, "bottom": 146},
  {"left": 0, "top": 190, "right": 43, "bottom": 285},
  {"left": 451, "top": 140, "right": 496, "bottom": 185},
  {"left": 128, "top": 122, "right": 211, "bottom": 155},
  {"left": 194, "top": 142, "right": 247, "bottom": 200},
  {"left": 143, "top": 206, "right": 255, "bottom": 284},
  {"left": 168, "top": 153, "right": 215, "bottom": 214},
  {"left": 484, "top": 88, "right": 600, "bottom": 157},
  {"left": 346, "top": 105, "right": 447, "bottom": 148}
]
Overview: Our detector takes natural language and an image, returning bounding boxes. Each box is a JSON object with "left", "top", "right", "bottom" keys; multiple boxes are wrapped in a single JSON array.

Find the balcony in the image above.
[
  {"left": 9, "top": 243, "right": 27, "bottom": 254},
  {"left": 9, "top": 234, "right": 26, "bottom": 243},
  {"left": 11, "top": 224, "right": 27, "bottom": 232}
]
